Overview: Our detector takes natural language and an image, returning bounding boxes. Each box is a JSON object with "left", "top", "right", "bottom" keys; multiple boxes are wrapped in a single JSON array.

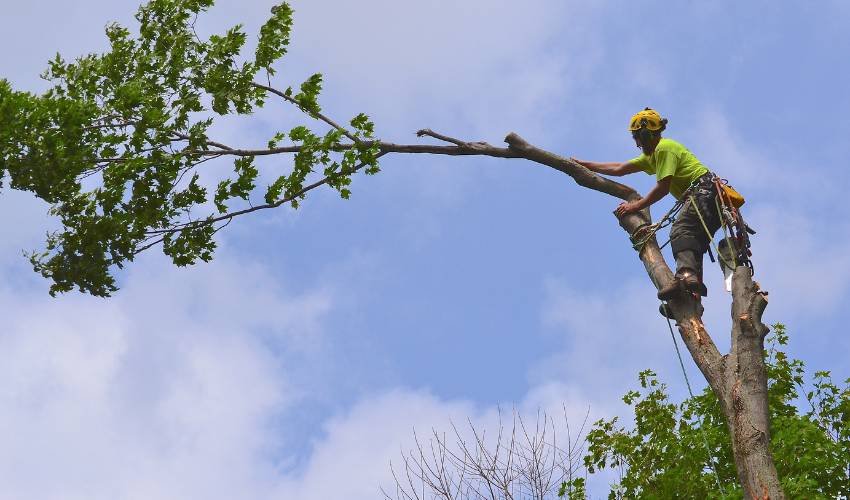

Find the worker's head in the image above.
[{"left": 629, "top": 108, "right": 667, "bottom": 154}]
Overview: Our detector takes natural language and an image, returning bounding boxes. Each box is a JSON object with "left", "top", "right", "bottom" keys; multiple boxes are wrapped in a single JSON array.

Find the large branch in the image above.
[{"left": 180, "top": 139, "right": 522, "bottom": 158}]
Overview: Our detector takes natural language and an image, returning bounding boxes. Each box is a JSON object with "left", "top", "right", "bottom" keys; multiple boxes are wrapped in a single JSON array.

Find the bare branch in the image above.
[
  {"left": 171, "top": 131, "right": 235, "bottom": 151},
  {"left": 390, "top": 409, "right": 583, "bottom": 500},
  {"left": 416, "top": 128, "right": 474, "bottom": 147}
]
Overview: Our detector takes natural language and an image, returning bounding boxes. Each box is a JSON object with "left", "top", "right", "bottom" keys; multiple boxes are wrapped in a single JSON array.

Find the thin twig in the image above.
[
  {"left": 136, "top": 151, "right": 388, "bottom": 253},
  {"left": 252, "top": 81, "right": 360, "bottom": 143}
]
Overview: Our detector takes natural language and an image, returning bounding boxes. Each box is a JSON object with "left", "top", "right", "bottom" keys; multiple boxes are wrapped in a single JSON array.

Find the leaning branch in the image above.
[{"left": 176, "top": 140, "right": 522, "bottom": 158}]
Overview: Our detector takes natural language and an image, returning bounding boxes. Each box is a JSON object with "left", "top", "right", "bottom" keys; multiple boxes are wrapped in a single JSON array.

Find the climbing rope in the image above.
[
  {"left": 687, "top": 178, "right": 754, "bottom": 274},
  {"left": 630, "top": 198, "right": 685, "bottom": 252},
  {"left": 689, "top": 196, "right": 736, "bottom": 272},
  {"left": 641, "top": 174, "right": 753, "bottom": 491},
  {"left": 662, "top": 302, "right": 724, "bottom": 491},
  {"left": 714, "top": 195, "right": 739, "bottom": 269},
  {"left": 633, "top": 173, "right": 751, "bottom": 274}
]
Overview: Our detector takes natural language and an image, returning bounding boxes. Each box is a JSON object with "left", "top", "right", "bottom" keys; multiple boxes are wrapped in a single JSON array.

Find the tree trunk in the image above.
[
  {"left": 509, "top": 131, "right": 786, "bottom": 497},
  {"left": 520, "top": 137, "right": 786, "bottom": 498},
  {"left": 721, "top": 270, "right": 783, "bottom": 498},
  {"left": 612, "top": 174, "right": 783, "bottom": 498},
  {"left": 337, "top": 129, "right": 787, "bottom": 497}
]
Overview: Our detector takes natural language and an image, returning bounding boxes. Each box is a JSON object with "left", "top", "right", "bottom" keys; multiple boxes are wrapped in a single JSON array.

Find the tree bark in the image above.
[{"left": 389, "top": 130, "right": 785, "bottom": 498}]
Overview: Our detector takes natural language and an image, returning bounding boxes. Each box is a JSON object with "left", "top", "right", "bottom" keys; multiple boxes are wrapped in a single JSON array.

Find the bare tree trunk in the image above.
[
  {"left": 390, "top": 130, "right": 786, "bottom": 498},
  {"left": 723, "top": 271, "right": 782, "bottom": 498}
]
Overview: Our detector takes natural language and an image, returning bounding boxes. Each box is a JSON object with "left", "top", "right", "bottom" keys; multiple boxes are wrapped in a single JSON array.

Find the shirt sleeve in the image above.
[
  {"left": 629, "top": 155, "right": 653, "bottom": 174},
  {"left": 653, "top": 150, "right": 678, "bottom": 181}
]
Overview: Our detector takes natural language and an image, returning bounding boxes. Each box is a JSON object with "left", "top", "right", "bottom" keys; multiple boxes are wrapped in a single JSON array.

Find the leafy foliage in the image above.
[
  {"left": 0, "top": 0, "right": 380, "bottom": 296},
  {"left": 560, "top": 324, "right": 850, "bottom": 498}
]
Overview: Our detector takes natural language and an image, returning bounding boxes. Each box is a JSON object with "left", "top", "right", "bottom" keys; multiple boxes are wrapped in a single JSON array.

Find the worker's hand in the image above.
[
  {"left": 570, "top": 157, "right": 587, "bottom": 167},
  {"left": 615, "top": 200, "right": 642, "bottom": 217}
]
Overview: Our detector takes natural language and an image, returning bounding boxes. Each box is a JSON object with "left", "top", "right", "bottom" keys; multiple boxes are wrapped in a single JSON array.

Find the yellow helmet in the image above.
[{"left": 628, "top": 108, "right": 667, "bottom": 132}]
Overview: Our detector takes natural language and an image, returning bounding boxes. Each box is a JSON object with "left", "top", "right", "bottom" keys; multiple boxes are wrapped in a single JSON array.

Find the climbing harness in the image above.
[
  {"left": 662, "top": 301, "right": 724, "bottom": 490},
  {"left": 713, "top": 177, "right": 755, "bottom": 274},
  {"left": 631, "top": 173, "right": 755, "bottom": 280}
]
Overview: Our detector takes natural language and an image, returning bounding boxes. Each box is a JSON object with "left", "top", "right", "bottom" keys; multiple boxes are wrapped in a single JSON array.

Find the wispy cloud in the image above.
[{"left": 0, "top": 247, "right": 332, "bottom": 500}]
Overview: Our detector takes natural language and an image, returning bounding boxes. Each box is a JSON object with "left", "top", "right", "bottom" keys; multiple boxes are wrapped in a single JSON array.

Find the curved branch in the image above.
[
  {"left": 137, "top": 151, "right": 388, "bottom": 249},
  {"left": 252, "top": 82, "right": 361, "bottom": 143}
]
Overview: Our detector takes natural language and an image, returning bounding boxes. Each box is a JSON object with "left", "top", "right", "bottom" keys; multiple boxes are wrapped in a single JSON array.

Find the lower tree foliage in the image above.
[{"left": 561, "top": 324, "right": 850, "bottom": 499}]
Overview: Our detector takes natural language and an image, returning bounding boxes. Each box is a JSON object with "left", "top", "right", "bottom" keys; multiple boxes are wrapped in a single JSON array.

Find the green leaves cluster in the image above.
[
  {"left": 561, "top": 324, "right": 850, "bottom": 499},
  {"left": 263, "top": 113, "right": 380, "bottom": 208},
  {"left": 0, "top": 0, "right": 380, "bottom": 296}
]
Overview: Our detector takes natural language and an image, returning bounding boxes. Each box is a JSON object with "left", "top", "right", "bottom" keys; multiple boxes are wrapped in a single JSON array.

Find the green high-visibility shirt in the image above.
[{"left": 629, "top": 138, "right": 709, "bottom": 200}]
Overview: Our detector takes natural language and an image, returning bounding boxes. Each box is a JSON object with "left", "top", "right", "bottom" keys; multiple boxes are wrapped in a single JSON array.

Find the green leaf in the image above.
[{"left": 255, "top": 3, "right": 294, "bottom": 74}]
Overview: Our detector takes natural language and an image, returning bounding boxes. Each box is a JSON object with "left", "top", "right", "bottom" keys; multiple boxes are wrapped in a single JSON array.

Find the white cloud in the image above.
[
  {"left": 288, "top": 0, "right": 594, "bottom": 134},
  {"left": 0, "top": 190, "right": 55, "bottom": 261},
  {"left": 0, "top": 270, "right": 605, "bottom": 499},
  {"left": 534, "top": 277, "right": 690, "bottom": 403},
  {"left": 280, "top": 0, "right": 609, "bottom": 221},
  {"left": 743, "top": 206, "right": 850, "bottom": 316},
  {"left": 277, "top": 389, "right": 480, "bottom": 500},
  {"left": 277, "top": 383, "right": 601, "bottom": 500},
  {"left": 0, "top": 247, "right": 333, "bottom": 500}
]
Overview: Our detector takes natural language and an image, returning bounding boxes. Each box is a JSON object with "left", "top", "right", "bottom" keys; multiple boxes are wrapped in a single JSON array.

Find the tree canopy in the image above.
[{"left": 0, "top": 0, "right": 379, "bottom": 296}]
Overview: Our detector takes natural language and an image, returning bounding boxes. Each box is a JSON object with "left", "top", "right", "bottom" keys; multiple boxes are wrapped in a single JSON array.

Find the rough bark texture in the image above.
[{"left": 392, "top": 130, "right": 785, "bottom": 498}]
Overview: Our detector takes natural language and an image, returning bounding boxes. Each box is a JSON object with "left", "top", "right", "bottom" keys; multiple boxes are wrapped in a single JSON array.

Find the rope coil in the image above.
[{"left": 630, "top": 199, "right": 685, "bottom": 251}]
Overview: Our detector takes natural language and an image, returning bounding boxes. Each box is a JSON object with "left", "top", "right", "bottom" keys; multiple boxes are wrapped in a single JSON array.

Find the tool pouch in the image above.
[{"left": 719, "top": 183, "right": 745, "bottom": 208}]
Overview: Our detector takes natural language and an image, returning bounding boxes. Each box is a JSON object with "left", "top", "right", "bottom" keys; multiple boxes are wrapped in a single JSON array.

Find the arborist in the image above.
[{"left": 571, "top": 108, "right": 722, "bottom": 301}]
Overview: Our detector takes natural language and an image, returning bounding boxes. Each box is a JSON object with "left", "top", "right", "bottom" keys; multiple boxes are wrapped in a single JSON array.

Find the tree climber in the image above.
[{"left": 571, "top": 108, "right": 721, "bottom": 301}]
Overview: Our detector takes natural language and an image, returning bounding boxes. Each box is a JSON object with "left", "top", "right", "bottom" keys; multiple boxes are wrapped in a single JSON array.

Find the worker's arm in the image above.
[
  {"left": 615, "top": 176, "right": 672, "bottom": 216},
  {"left": 570, "top": 158, "right": 643, "bottom": 177}
]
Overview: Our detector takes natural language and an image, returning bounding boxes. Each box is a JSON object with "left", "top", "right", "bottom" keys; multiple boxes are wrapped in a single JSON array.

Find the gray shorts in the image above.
[{"left": 670, "top": 174, "right": 721, "bottom": 256}]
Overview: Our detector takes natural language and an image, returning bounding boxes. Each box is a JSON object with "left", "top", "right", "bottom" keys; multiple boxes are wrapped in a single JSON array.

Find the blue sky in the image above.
[{"left": 2, "top": 0, "right": 849, "bottom": 498}]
